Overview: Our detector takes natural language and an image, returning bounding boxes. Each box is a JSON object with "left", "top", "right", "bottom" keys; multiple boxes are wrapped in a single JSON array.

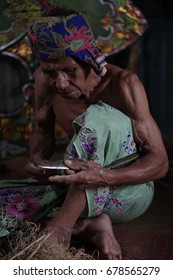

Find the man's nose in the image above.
[{"left": 55, "top": 72, "right": 69, "bottom": 90}]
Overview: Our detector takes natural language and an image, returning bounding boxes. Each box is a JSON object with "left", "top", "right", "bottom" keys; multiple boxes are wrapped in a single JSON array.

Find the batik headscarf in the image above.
[{"left": 27, "top": 12, "right": 107, "bottom": 76}]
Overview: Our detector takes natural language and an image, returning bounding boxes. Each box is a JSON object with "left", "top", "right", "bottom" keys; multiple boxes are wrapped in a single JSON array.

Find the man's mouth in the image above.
[{"left": 57, "top": 90, "right": 84, "bottom": 99}]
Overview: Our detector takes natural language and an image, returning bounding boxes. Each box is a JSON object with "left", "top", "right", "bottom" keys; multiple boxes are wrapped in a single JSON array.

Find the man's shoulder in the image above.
[
  {"left": 106, "top": 63, "right": 138, "bottom": 83},
  {"left": 105, "top": 64, "right": 149, "bottom": 120},
  {"left": 105, "top": 63, "right": 141, "bottom": 103}
]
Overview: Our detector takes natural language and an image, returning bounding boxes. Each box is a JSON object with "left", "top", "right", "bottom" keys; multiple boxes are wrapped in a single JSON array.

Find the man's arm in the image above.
[
  {"left": 25, "top": 67, "right": 56, "bottom": 179},
  {"left": 48, "top": 72, "right": 169, "bottom": 187},
  {"left": 111, "top": 71, "right": 169, "bottom": 184}
]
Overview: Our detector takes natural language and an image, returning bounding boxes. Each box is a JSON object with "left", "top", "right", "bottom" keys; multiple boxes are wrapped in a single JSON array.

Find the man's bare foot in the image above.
[
  {"left": 43, "top": 219, "right": 72, "bottom": 249},
  {"left": 73, "top": 213, "right": 122, "bottom": 260}
]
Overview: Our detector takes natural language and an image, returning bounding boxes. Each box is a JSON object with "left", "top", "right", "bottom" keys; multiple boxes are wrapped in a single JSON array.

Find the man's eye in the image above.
[
  {"left": 64, "top": 68, "right": 75, "bottom": 75},
  {"left": 43, "top": 71, "right": 56, "bottom": 78}
]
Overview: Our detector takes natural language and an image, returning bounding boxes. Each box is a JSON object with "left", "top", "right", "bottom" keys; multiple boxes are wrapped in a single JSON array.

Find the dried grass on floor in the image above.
[{"left": 0, "top": 222, "right": 93, "bottom": 260}]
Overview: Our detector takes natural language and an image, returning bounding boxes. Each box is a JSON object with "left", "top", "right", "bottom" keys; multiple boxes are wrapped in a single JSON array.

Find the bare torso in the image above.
[{"left": 40, "top": 64, "right": 133, "bottom": 137}]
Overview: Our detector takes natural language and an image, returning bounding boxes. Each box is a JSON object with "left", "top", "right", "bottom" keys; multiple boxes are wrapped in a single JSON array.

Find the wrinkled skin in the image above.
[{"left": 25, "top": 56, "right": 168, "bottom": 259}]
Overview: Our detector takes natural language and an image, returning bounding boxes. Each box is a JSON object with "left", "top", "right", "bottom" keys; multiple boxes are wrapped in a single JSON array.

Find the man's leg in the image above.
[
  {"left": 73, "top": 213, "right": 122, "bottom": 260},
  {"left": 45, "top": 184, "right": 86, "bottom": 247},
  {"left": 44, "top": 184, "right": 122, "bottom": 260}
]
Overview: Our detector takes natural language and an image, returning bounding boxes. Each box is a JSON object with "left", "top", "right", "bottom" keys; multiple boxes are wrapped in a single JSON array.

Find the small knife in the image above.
[
  {"left": 37, "top": 160, "right": 69, "bottom": 170},
  {"left": 37, "top": 152, "right": 140, "bottom": 170}
]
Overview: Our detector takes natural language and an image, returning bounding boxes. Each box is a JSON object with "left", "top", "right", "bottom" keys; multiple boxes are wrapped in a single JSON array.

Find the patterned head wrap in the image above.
[{"left": 27, "top": 12, "right": 107, "bottom": 76}]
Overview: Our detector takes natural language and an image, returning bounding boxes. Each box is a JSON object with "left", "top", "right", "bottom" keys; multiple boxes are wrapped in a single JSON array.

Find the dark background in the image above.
[{"left": 112, "top": 0, "right": 173, "bottom": 142}]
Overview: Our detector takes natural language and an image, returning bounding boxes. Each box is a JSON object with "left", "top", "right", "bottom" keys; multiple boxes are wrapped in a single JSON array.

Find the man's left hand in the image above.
[{"left": 48, "top": 159, "right": 110, "bottom": 188}]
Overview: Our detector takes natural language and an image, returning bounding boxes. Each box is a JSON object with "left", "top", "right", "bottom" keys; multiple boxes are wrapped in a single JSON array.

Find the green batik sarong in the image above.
[
  {"left": 65, "top": 101, "right": 154, "bottom": 222},
  {"left": 0, "top": 101, "right": 154, "bottom": 238},
  {"left": 0, "top": 179, "right": 68, "bottom": 238}
]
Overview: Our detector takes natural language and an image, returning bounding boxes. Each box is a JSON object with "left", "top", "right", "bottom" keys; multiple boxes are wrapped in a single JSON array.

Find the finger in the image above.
[
  {"left": 26, "top": 164, "right": 42, "bottom": 175},
  {"left": 64, "top": 159, "right": 86, "bottom": 171},
  {"left": 49, "top": 174, "right": 70, "bottom": 183},
  {"left": 32, "top": 155, "right": 43, "bottom": 164},
  {"left": 49, "top": 174, "right": 81, "bottom": 184},
  {"left": 65, "top": 169, "right": 75, "bottom": 175}
]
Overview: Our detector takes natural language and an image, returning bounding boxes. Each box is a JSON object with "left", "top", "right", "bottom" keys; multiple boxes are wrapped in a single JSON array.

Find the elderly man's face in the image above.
[{"left": 39, "top": 56, "right": 90, "bottom": 99}]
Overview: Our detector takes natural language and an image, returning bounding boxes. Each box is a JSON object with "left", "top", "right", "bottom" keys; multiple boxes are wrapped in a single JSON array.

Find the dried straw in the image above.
[{"left": 0, "top": 222, "right": 94, "bottom": 260}]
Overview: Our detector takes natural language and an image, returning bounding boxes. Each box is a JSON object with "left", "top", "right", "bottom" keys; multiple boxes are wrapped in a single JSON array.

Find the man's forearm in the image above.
[
  {"left": 107, "top": 152, "right": 169, "bottom": 186},
  {"left": 29, "top": 131, "right": 55, "bottom": 161}
]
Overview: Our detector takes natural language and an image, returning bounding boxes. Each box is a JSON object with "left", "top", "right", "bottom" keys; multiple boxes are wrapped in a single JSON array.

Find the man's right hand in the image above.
[{"left": 25, "top": 156, "right": 57, "bottom": 182}]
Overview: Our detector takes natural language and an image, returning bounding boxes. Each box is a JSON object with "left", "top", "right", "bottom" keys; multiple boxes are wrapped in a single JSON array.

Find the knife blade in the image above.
[{"left": 37, "top": 160, "right": 69, "bottom": 170}]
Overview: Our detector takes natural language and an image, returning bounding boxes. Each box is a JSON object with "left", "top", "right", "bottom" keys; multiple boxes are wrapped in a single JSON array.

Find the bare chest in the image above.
[{"left": 52, "top": 96, "right": 89, "bottom": 137}]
